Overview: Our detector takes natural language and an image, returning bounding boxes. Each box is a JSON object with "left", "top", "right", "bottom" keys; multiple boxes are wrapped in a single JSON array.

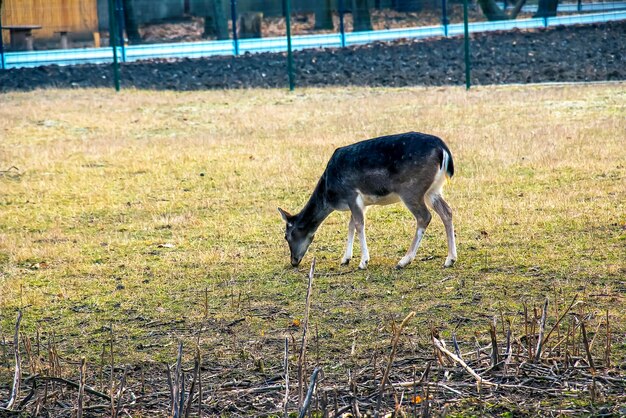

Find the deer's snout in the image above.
[{"left": 291, "top": 256, "right": 302, "bottom": 267}]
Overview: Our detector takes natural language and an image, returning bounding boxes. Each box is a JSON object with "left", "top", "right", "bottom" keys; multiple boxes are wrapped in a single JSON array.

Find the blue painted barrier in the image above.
[
  {"left": 513, "top": 1, "right": 626, "bottom": 12},
  {"left": 2, "top": 10, "right": 625, "bottom": 70}
]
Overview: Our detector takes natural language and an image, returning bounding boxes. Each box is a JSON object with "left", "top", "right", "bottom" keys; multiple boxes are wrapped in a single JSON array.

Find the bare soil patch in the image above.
[{"left": 1, "top": 21, "right": 624, "bottom": 92}]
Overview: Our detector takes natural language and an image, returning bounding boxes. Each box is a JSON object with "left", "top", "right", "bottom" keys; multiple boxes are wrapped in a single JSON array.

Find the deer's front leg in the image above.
[
  {"left": 351, "top": 197, "right": 369, "bottom": 270},
  {"left": 341, "top": 215, "right": 356, "bottom": 265},
  {"left": 397, "top": 199, "right": 431, "bottom": 269}
]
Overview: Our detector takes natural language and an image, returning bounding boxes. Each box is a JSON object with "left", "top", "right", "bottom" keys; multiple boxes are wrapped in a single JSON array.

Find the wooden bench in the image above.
[{"left": 2, "top": 25, "right": 42, "bottom": 51}]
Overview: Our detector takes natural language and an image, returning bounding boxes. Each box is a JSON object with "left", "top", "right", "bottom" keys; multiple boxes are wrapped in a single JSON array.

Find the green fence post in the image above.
[
  {"left": 231, "top": 0, "right": 239, "bottom": 55},
  {"left": 338, "top": 0, "right": 346, "bottom": 47},
  {"left": 285, "top": 0, "right": 295, "bottom": 91},
  {"left": 0, "top": 9, "right": 5, "bottom": 70},
  {"left": 115, "top": 0, "right": 127, "bottom": 62},
  {"left": 441, "top": 0, "right": 449, "bottom": 37},
  {"left": 463, "top": 0, "right": 471, "bottom": 90},
  {"left": 108, "top": 0, "right": 121, "bottom": 91}
]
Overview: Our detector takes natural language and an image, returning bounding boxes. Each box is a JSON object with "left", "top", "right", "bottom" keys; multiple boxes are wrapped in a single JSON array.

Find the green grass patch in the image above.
[{"left": 0, "top": 85, "right": 624, "bottom": 410}]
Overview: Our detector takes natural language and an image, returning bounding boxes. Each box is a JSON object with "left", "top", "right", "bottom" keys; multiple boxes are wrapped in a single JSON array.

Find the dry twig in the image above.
[
  {"left": 7, "top": 310, "right": 23, "bottom": 410},
  {"left": 24, "top": 376, "right": 111, "bottom": 401},
  {"left": 604, "top": 310, "right": 610, "bottom": 368},
  {"left": 298, "top": 258, "right": 316, "bottom": 408},
  {"left": 0, "top": 166, "right": 20, "bottom": 179},
  {"left": 114, "top": 366, "right": 128, "bottom": 418},
  {"left": 579, "top": 318, "right": 595, "bottom": 373},
  {"left": 299, "top": 367, "right": 322, "bottom": 418},
  {"left": 534, "top": 298, "right": 549, "bottom": 362},
  {"left": 284, "top": 337, "right": 289, "bottom": 418},
  {"left": 184, "top": 348, "right": 200, "bottom": 418},
  {"left": 77, "top": 357, "right": 86, "bottom": 418},
  {"left": 432, "top": 336, "right": 498, "bottom": 388},
  {"left": 375, "top": 311, "right": 415, "bottom": 417},
  {"left": 173, "top": 341, "right": 184, "bottom": 418},
  {"left": 489, "top": 317, "right": 500, "bottom": 367}
]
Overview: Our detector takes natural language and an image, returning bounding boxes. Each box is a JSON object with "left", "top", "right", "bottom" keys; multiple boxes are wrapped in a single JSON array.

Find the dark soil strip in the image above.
[{"left": 0, "top": 21, "right": 624, "bottom": 92}]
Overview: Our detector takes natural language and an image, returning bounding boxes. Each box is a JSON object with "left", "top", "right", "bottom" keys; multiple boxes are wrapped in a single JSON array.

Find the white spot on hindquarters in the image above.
[
  {"left": 357, "top": 190, "right": 401, "bottom": 206},
  {"left": 355, "top": 194, "right": 365, "bottom": 210}
]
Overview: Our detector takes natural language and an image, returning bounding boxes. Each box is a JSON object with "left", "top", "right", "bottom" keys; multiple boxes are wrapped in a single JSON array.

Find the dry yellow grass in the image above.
[{"left": 0, "top": 84, "right": 625, "bottom": 388}]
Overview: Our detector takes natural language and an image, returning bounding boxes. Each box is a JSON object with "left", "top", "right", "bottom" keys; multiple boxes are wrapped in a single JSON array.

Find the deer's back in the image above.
[{"left": 322, "top": 132, "right": 452, "bottom": 208}]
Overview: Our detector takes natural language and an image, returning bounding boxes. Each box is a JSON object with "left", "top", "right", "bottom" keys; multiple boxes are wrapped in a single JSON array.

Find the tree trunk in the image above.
[
  {"left": 239, "top": 12, "right": 263, "bottom": 39},
  {"left": 203, "top": 0, "right": 229, "bottom": 40},
  {"left": 314, "top": 0, "right": 334, "bottom": 30},
  {"left": 212, "top": 0, "right": 229, "bottom": 40},
  {"left": 121, "top": 0, "right": 141, "bottom": 43},
  {"left": 534, "top": 0, "right": 559, "bottom": 17},
  {"left": 477, "top": 0, "right": 527, "bottom": 20},
  {"left": 477, "top": 0, "right": 509, "bottom": 20},
  {"left": 352, "top": 0, "right": 372, "bottom": 32},
  {"left": 509, "top": 0, "right": 528, "bottom": 18},
  {"left": 394, "top": 0, "right": 422, "bottom": 12}
]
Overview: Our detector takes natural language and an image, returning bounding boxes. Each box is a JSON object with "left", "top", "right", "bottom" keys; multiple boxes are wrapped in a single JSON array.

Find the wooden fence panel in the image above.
[{"left": 2, "top": 0, "right": 98, "bottom": 45}]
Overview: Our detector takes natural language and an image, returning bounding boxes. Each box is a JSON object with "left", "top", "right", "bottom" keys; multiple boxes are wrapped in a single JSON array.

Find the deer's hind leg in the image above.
[
  {"left": 341, "top": 215, "right": 356, "bottom": 265},
  {"left": 397, "top": 197, "right": 432, "bottom": 269},
  {"left": 430, "top": 194, "right": 457, "bottom": 267},
  {"left": 349, "top": 195, "right": 370, "bottom": 270}
]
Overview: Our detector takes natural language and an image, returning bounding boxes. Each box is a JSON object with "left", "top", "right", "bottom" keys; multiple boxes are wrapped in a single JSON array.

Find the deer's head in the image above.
[{"left": 278, "top": 207, "right": 314, "bottom": 267}]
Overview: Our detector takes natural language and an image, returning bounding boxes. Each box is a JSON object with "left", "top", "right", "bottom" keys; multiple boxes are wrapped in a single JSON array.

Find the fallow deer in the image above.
[{"left": 279, "top": 131, "right": 457, "bottom": 270}]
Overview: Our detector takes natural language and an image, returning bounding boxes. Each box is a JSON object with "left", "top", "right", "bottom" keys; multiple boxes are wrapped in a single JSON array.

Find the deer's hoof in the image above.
[
  {"left": 397, "top": 256, "right": 411, "bottom": 269},
  {"left": 358, "top": 261, "right": 368, "bottom": 270},
  {"left": 341, "top": 258, "right": 350, "bottom": 266},
  {"left": 444, "top": 258, "right": 456, "bottom": 268}
]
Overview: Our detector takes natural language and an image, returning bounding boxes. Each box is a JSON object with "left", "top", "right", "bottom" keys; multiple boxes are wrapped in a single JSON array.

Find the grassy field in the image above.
[{"left": 1, "top": 84, "right": 625, "bottom": 414}]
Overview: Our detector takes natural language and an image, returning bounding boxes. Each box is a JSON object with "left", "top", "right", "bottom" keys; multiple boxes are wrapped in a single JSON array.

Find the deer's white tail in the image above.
[{"left": 425, "top": 149, "right": 452, "bottom": 209}]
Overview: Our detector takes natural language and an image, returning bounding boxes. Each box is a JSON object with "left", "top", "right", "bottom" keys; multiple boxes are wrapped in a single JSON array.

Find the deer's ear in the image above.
[{"left": 278, "top": 207, "right": 292, "bottom": 223}]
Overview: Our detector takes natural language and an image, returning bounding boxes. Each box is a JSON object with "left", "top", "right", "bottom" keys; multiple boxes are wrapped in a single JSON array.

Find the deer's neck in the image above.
[{"left": 296, "top": 175, "right": 333, "bottom": 233}]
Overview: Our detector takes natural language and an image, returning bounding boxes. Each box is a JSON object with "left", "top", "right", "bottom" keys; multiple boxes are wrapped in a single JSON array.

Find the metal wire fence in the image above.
[{"left": 0, "top": 0, "right": 625, "bottom": 88}]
